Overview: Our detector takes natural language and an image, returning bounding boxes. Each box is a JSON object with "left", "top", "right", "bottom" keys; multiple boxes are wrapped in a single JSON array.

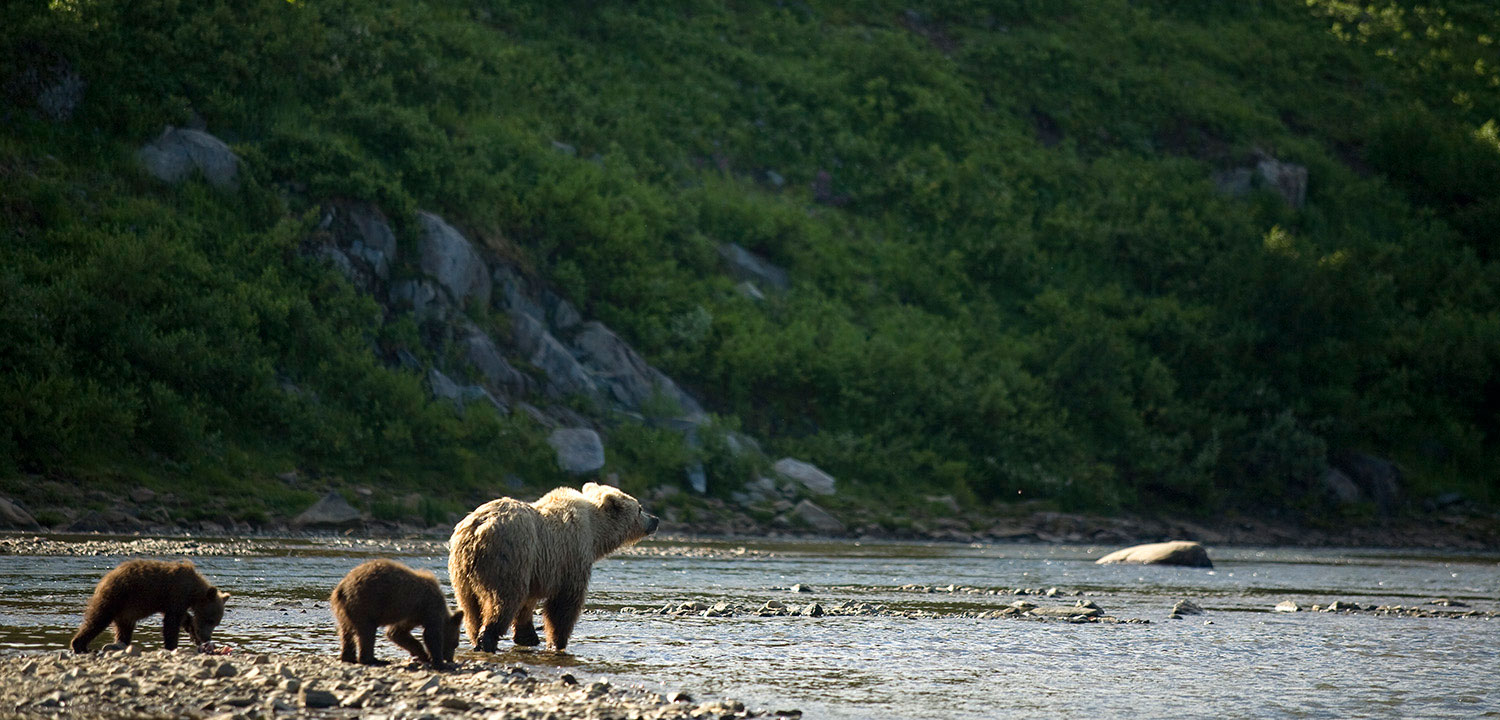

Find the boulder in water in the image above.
[{"left": 1095, "top": 540, "right": 1213, "bottom": 568}]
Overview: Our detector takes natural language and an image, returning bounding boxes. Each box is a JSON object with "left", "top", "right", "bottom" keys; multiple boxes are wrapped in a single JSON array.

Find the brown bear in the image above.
[
  {"left": 71, "top": 559, "right": 230, "bottom": 653},
  {"left": 448, "top": 482, "right": 659, "bottom": 652},
  {"left": 330, "top": 559, "right": 464, "bottom": 669}
]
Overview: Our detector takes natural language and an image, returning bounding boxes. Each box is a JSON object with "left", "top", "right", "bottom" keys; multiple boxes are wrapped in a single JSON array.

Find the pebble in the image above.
[
  {"left": 1274, "top": 601, "right": 1301, "bottom": 613},
  {"left": 300, "top": 687, "right": 339, "bottom": 708},
  {"left": 341, "top": 686, "right": 374, "bottom": 707}
]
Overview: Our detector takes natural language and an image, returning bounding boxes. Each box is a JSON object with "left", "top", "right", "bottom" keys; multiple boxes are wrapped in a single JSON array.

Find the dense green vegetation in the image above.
[{"left": 3, "top": 0, "right": 1498, "bottom": 522}]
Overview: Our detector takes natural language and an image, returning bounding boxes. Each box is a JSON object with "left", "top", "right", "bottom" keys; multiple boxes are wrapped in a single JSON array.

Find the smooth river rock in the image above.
[{"left": 1095, "top": 540, "right": 1213, "bottom": 568}]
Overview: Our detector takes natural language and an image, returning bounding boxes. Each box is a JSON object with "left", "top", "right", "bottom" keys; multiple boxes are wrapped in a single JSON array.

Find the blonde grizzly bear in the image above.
[
  {"left": 448, "top": 482, "right": 659, "bottom": 651},
  {"left": 71, "top": 559, "right": 230, "bottom": 653},
  {"left": 330, "top": 559, "right": 464, "bottom": 668}
]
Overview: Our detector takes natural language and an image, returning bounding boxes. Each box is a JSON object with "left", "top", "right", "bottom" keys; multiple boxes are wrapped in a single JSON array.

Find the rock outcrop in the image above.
[
  {"left": 789, "top": 499, "right": 845, "bottom": 535},
  {"left": 0, "top": 497, "right": 40, "bottom": 529},
  {"left": 572, "top": 322, "right": 705, "bottom": 421},
  {"left": 548, "top": 428, "right": 606, "bottom": 474},
  {"left": 292, "top": 492, "right": 363, "bottom": 529},
  {"left": 418, "top": 212, "right": 490, "bottom": 307},
  {"left": 717, "top": 243, "right": 789, "bottom": 291},
  {"left": 137, "top": 127, "right": 240, "bottom": 191},
  {"left": 772, "top": 458, "right": 836, "bottom": 496}
]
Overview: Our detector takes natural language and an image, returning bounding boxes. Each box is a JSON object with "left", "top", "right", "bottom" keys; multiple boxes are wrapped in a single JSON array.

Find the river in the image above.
[{"left": 1, "top": 536, "right": 1496, "bottom": 718}]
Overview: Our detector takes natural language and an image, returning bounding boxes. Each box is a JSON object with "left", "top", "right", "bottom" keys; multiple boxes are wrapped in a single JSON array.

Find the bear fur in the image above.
[
  {"left": 330, "top": 559, "right": 463, "bottom": 668},
  {"left": 448, "top": 482, "right": 659, "bottom": 651},
  {"left": 71, "top": 559, "right": 230, "bottom": 653}
]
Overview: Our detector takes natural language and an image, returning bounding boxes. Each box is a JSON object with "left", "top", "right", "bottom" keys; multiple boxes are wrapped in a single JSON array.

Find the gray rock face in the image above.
[
  {"left": 137, "top": 127, "right": 240, "bottom": 191},
  {"left": 417, "top": 212, "right": 490, "bottom": 307},
  {"left": 572, "top": 322, "right": 704, "bottom": 420},
  {"left": 1212, "top": 168, "right": 1253, "bottom": 197},
  {"left": 773, "top": 457, "right": 837, "bottom": 495},
  {"left": 429, "top": 368, "right": 464, "bottom": 406},
  {"left": 1321, "top": 468, "right": 1363, "bottom": 506},
  {"left": 1095, "top": 541, "right": 1213, "bottom": 568},
  {"left": 548, "top": 428, "right": 605, "bottom": 474},
  {"left": 1212, "top": 156, "right": 1308, "bottom": 209},
  {"left": 791, "top": 499, "right": 845, "bottom": 534},
  {"left": 735, "top": 281, "right": 766, "bottom": 301},
  {"left": 323, "top": 202, "right": 396, "bottom": 281},
  {"left": 463, "top": 328, "right": 530, "bottom": 396},
  {"left": 429, "top": 368, "right": 506, "bottom": 414},
  {"left": 544, "top": 290, "right": 582, "bottom": 332},
  {"left": 1256, "top": 157, "right": 1308, "bottom": 209},
  {"left": 686, "top": 462, "right": 707, "bottom": 494},
  {"left": 1331, "top": 451, "right": 1402, "bottom": 513},
  {"left": 512, "top": 314, "right": 598, "bottom": 399},
  {"left": 0, "top": 497, "right": 39, "bottom": 530},
  {"left": 15, "top": 55, "right": 85, "bottom": 122},
  {"left": 493, "top": 265, "right": 547, "bottom": 327},
  {"left": 388, "top": 279, "right": 447, "bottom": 321},
  {"left": 291, "top": 492, "right": 362, "bottom": 529},
  {"left": 717, "top": 243, "right": 789, "bottom": 291}
]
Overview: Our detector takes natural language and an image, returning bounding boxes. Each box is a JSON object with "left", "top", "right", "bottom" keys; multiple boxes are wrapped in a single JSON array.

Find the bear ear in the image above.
[{"left": 582, "top": 481, "right": 599, "bottom": 493}]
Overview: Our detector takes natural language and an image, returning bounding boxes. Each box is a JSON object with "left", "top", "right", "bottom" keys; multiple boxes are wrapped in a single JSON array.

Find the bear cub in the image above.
[
  {"left": 330, "top": 559, "right": 463, "bottom": 669},
  {"left": 71, "top": 559, "right": 230, "bottom": 653},
  {"left": 448, "top": 482, "right": 659, "bottom": 652}
]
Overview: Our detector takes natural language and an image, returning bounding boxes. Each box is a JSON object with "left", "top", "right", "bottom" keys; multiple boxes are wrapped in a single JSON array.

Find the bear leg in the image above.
[
  {"left": 337, "top": 621, "right": 357, "bottom": 663},
  {"left": 71, "top": 609, "right": 112, "bottom": 653},
  {"left": 513, "top": 603, "right": 541, "bottom": 647},
  {"left": 542, "top": 589, "right": 586, "bottom": 651},
  {"left": 477, "top": 599, "right": 521, "bottom": 653},
  {"left": 355, "top": 622, "right": 387, "bottom": 666},
  {"left": 112, "top": 619, "right": 136, "bottom": 646},
  {"left": 453, "top": 581, "right": 483, "bottom": 649},
  {"left": 161, "top": 610, "right": 185, "bottom": 650},
  {"left": 386, "top": 624, "right": 430, "bottom": 663}
]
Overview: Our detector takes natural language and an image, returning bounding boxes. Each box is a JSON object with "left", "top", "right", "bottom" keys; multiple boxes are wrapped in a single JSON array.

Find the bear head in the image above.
[
  {"left": 582, "top": 482, "right": 660, "bottom": 558},
  {"left": 184, "top": 586, "right": 231, "bottom": 646},
  {"left": 442, "top": 609, "right": 464, "bottom": 664}
]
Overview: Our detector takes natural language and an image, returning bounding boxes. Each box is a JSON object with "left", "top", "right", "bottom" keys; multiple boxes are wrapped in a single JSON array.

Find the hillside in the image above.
[{"left": 2, "top": 0, "right": 1498, "bottom": 534}]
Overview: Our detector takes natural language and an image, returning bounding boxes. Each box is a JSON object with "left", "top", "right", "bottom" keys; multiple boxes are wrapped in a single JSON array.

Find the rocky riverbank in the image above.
[
  {"left": 596, "top": 597, "right": 1150, "bottom": 625},
  {"left": 0, "top": 648, "right": 791, "bottom": 720},
  {"left": 0, "top": 535, "right": 775, "bottom": 560}
]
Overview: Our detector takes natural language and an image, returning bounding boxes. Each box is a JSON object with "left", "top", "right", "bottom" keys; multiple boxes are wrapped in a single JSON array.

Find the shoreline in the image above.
[
  {"left": 0, "top": 648, "right": 787, "bottom": 719},
  {"left": 3, "top": 510, "right": 1500, "bottom": 556}
]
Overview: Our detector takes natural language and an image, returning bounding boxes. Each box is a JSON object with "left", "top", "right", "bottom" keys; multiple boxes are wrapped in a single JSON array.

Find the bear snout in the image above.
[{"left": 644, "top": 514, "right": 660, "bottom": 535}]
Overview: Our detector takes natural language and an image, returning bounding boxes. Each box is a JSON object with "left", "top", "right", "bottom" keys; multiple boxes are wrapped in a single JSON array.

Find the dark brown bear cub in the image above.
[
  {"left": 330, "top": 559, "right": 463, "bottom": 669},
  {"left": 71, "top": 559, "right": 230, "bottom": 653}
]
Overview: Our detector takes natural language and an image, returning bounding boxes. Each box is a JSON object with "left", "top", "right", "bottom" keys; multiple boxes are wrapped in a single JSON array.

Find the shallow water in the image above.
[{"left": 1, "top": 537, "right": 1497, "bottom": 719}]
